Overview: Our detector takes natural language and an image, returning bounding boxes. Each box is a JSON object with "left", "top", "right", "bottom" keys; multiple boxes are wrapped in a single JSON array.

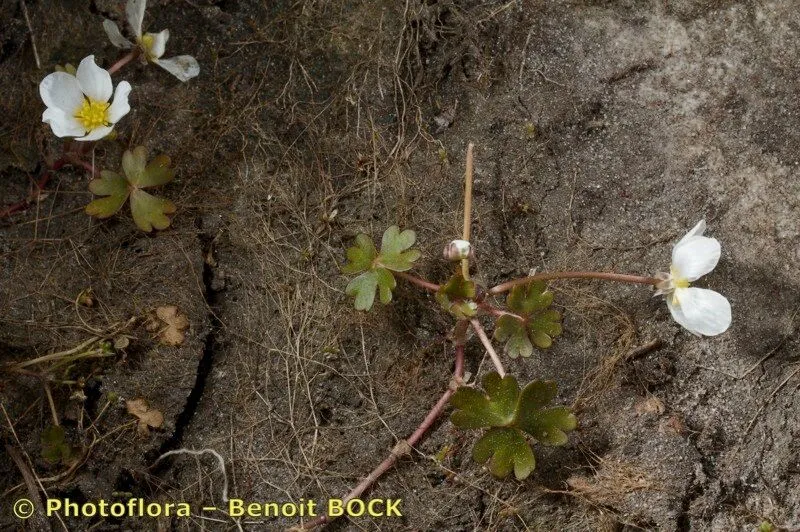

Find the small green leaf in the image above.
[
  {"left": 515, "top": 380, "right": 577, "bottom": 445},
  {"left": 436, "top": 273, "right": 478, "bottom": 318},
  {"left": 344, "top": 267, "right": 396, "bottom": 311},
  {"left": 451, "top": 372, "right": 577, "bottom": 478},
  {"left": 472, "top": 427, "right": 535, "bottom": 480},
  {"left": 450, "top": 373, "right": 520, "bottom": 429},
  {"left": 376, "top": 226, "right": 420, "bottom": 272},
  {"left": 380, "top": 225, "right": 417, "bottom": 255},
  {"left": 122, "top": 146, "right": 148, "bottom": 186},
  {"left": 495, "top": 281, "right": 562, "bottom": 356},
  {"left": 86, "top": 147, "right": 175, "bottom": 231},
  {"left": 507, "top": 281, "right": 553, "bottom": 315},
  {"left": 41, "top": 425, "right": 74, "bottom": 465},
  {"left": 342, "top": 234, "right": 378, "bottom": 274},
  {"left": 85, "top": 171, "right": 129, "bottom": 218},
  {"left": 494, "top": 315, "right": 533, "bottom": 359},
  {"left": 130, "top": 189, "right": 177, "bottom": 232},
  {"left": 375, "top": 268, "right": 395, "bottom": 304},
  {"left": 139, "top": 155, "right": 175, "bottom": 187},
  {"left": 340, "top": 227, "right": 420, "bottom": 310}
]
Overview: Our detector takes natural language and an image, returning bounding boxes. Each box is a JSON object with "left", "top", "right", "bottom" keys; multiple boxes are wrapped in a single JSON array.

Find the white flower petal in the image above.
[
  {"left": 103, "top": 19, "right": 133, "bottom": 49},
  {"left": 76, "top": 55, "right": 113, "bottom": 102},
  {"left": 107, "top": 81, "right": 132, "bottom": 123},
  {"left": 39, "top": 72, "right": 84, "bottom": 112},
  {"left": 666, "top": 295, "right": 701, "bottom": 336},
  {"left": 669, "top": 287, "right": 731, "bottom": 336},
  {"left": 146, "top": 29, "right": 169, "bottom": 59},
  {"left": 155, "top": 55, "right": 200, "bottom": 82},
  {"left": 127, "top": 0, "right": 146, "bottom": 38},
  {"left": 675, "top": 219, "right": 706, "bottom": 248},
  {"left": 671, "top": 236, "right": 720, "bottom": 281},
  {"left": 76, "top": 125, "right": 114, "bottom": 142},
  {"left": 42, "top": 107, "right": 85, "bottom": 138}
]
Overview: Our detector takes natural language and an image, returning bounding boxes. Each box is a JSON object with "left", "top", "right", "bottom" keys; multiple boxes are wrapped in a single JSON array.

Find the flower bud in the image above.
[{"left": 443, "top": 239, "right": 473, "bottom": 261}]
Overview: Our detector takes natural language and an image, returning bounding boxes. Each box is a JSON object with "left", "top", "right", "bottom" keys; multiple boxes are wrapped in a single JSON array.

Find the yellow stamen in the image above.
[
  {"left": 74, "top": 99, "right": 110, "bottom": 130},
  {"left": 140, "top": 34, "right": 157, "bottom": 61},
  {"left": 669, "top": 266, "right": 690, "bottom": 306}
]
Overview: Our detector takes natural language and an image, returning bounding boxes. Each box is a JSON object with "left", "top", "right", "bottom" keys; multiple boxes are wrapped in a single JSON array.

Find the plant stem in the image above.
[
  {"left": 394, "top": 271, "right": 440, "bottom": 292},
  {"left": 66, "top": 155, "right": 97, "bottom": 177},
  {"left": 469, "top": 319, "right": 506, "bottom": 377},
  {"left": 461, "top": 142, "right": 474, "bottom": 279},
  {"left": 0, "top": 158, "right": 67, "bottom": 218},
  {"left": 108, "top": 49, "right": 139, "bottom": 74},
  {"left": 302, "top": 338, "right": 466, "bottom": 529},
  {"left": 488, "top": 271, "right": 661, "bottom": 295}
]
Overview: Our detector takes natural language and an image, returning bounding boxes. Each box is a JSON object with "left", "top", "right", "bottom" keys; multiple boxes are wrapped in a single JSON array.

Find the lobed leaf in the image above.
[
  {"left": 86, "top": 147, "right": 176, "bottom": 231},
  {"left": 341, "top": 233, "right": 378, "bottom": 274},
  {"left": 85, "top": 171, "right": 129, "bottom": 218},
  {"left": 344, "top": 267, "right": 396, "bottom": 311},
  {"left": 130, "top": 189, "right": 177, "bottom": 232},
  {"left": 341, "top": 226, "right": 420, "bottom": 310},
  {"left": 41, "top": 425, "right": 74, "bottom": 465},
  {"left": 494, "top": 314, "right": 533, "bottom": 358},
  {"left": 472, "top": 427, "right": 536, "bottom": 480},
  {"left": 451, "top": 373, "right": 520, "bottom": 429},
  {"left": 122, "top": 145, "right": 148, "bottom": 186},
  {"left": 494, "top": 281, "right": 562, "bottom": 355},
  {"left": 451, "top": 372, "right": 577, "bottom": 478}
]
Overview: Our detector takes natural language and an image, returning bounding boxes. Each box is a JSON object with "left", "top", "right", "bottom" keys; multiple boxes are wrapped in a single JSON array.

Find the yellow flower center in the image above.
[
  {"left": 74, "top": 98, "right": 110, "bottom": 130},
  {"left": 669, "top": 266, "right": 690, "bottom": 306},
  {"left": 140, "top": 34, "right": 157, "bottom": 61}
]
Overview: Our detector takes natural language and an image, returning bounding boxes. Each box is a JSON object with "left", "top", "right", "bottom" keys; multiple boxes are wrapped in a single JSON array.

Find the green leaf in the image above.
[
  {"left": 340, "top": 226, "right": 420, "bottom": 310},
  {"left": 342, "top": 234, "right": 378, "bottom": 274},
  {"left": 130, "top": 189, "right": 177, "bottom": 232},
  {"left": 139, "top": 155, "right": 175, "bottom": 187},
  {"left": 86, "top": 147, "right": 176, "bottom": 231},
  {"left": 85, "top": 171, "right": 129, "bottom": 218},
  {"left": 451, "top": 373, "right": 520, "bottom": 429},
  {"left": 507, "top": 281, "right": 553, "bottom": 315},
  {"left": 436, "top": 273, "right": 478, "bottom": 318},
  {"left": 494, "top": 315, "right": 533, "bottom": 359},
  {"left": 473, "top": 427, "right": 535, "bottom": 480},
  {"left": 41, "top": 425, "right": 74, "bottom": 465},
  {"left": 122, "top": 146, "right": 148, "bottom": 186},
  {"left": 344, "top": 267, "right": 396, "bottom": 311},
  {"left": 514, "top": 380, "right": 577, "bottom": 445},
  {"left": 380, "top": 225, "right": 417, "bottom": 255},
  {"left": 346, "top": 271, "right": 378, "bottom": 310},
  {"left": 377, "top": 226, "right": 420, "bottom": 272},
  {"left": 451, "top": 372, "right": 577, "bottom": 478},
  {"left": 495, "top": 281, "right": 562, "bottom": 356}
]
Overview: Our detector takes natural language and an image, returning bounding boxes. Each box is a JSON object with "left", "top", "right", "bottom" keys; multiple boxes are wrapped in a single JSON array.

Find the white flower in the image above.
[
  {"left": 39, "top": 56, "right": 131, "bottom": 141},
  {"left": 103, "top": 0, "right": 200, "bottom": 82},
  {"left": 656, "top": 220, "right": 732, "bottom": 336}
]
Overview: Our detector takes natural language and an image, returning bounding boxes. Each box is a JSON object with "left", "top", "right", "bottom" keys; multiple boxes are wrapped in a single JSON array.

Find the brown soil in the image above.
[{"left": 2, "top": 1, "right": 799, "bottom": 530}]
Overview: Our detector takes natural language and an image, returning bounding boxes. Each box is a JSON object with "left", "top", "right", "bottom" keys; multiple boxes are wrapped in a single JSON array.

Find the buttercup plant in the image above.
[
  {"left": 305, "top": 143, "right": 732, "bottom": 529},
  {"left": 2, "top": 1, "right": 200, "bottom": 230}
]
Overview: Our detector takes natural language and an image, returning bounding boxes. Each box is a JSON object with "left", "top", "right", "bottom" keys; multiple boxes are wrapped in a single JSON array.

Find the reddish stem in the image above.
[
  {"left": 469, "top": 319, "right": 506, "bottom": 377},
  {"left": 489, "top": 271, "right": 660, "bottom": 295},
  {"left": 0, "top": 158, "right": 67, "bottom": 218},
  {"left": 303, "top": 338, "right": 465, "bottom": 529},
  {"left": 66, "top": 156, "right": 97, "bottom": 178},
  {"left": 108, "top": 49, "right": 140, "bottom": 74},
  {"left": 394, "top": 271, "right": 440, "bottom": 292}
]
